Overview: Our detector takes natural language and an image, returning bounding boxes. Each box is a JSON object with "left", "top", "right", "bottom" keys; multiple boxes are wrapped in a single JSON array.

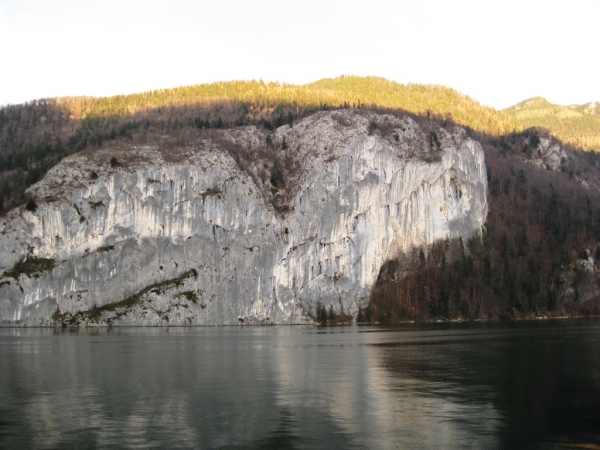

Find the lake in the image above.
[{"left": 0, "top": 319, "right": 599, "bottom": 449}]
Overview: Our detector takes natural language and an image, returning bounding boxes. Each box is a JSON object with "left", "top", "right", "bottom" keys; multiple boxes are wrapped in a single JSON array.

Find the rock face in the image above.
[
  {"left": 529, "top": 137, "right": 567, "bottom": 172},
  {"left": 0, "top": 110, "right": 487, "bottom": 325},
  {"left": 526, "top": 137, "right": 598, "bottom": 191}
]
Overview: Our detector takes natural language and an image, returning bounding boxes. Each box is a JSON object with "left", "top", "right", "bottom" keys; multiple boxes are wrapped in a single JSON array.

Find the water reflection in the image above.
[{"left": 0, "top": 320, "right": 599, "bottom": 449}]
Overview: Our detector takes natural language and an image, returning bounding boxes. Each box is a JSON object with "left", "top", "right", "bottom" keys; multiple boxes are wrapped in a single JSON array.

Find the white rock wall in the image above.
[{"left": 0, "top": 111, "right": 487, "bottom": 325}]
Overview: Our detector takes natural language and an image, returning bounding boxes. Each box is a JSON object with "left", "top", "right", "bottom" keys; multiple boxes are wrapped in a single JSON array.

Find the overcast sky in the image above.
[{"left": 0, "top": 0, "right": 598, "bottom": 109}]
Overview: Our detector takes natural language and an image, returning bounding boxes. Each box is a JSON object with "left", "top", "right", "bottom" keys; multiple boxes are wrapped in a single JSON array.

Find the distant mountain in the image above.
[
  {"left": 571, "top": 101, "right": 600, "bottom": 116},
  {"left": 505, "top": 97, "right": 600, "bottom": 151}
]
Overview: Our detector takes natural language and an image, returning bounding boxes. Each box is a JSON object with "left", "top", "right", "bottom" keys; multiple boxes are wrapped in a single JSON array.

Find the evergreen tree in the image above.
[{"left": 316, "top": 302, "right": 327, "bottom": 324}]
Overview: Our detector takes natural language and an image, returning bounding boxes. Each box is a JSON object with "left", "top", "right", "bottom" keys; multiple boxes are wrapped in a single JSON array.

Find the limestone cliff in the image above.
[{"left": 0, "top": 110, "right": 487, "bottom": 325}]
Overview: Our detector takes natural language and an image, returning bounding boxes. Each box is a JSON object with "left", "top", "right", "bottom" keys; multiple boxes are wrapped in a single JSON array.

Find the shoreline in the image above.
[{"left": 1, "top": 314, "right": 598, "bottom": 329}]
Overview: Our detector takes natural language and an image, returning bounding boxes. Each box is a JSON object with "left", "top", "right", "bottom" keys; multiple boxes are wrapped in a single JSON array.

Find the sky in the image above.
[{"left": 0, "top": 0, "right": 598, "bottom": 109}]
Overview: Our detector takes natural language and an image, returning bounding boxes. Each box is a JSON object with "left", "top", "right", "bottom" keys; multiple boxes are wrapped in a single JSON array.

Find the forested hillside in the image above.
[
  {"left": 4, "top": 76, "right": 599, "bottom": 213},
  {"left": 2, "top": 77, "right": 600, "bottom": 321},
  {"left": 0, "top": 76, "right": 521, "bottom": 213},
  {"left": 56, "top": 76, "right": 520, "bottom": 135},
  {"left": 506, "top": 97, "right": 600, "bottom": 151},
  {"left": 367, "top": 126, "right": 600, "bottom": 323}
]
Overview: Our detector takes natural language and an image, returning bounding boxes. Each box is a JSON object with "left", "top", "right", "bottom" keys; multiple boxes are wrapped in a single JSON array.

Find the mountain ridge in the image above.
[
  {"left": 9, "top": 76, "right": 520, "bottom": 135},
  {"left": 505, "top": 96, "right": 600, "bottom": 150}
]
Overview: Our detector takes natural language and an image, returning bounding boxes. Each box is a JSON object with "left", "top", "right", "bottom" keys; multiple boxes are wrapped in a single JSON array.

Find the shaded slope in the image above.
[{"left": 367, "top": 126, "right": 600, "bottom": 323}]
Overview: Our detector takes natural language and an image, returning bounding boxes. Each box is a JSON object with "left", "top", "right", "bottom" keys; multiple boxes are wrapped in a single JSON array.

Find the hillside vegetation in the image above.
[
  {"left": 505, "top": 97, "right": 600, "bottom": 151},
  {"left": 367, "top": 128, "right": 600, "bottom": 323},
  {"left": 0, "top": 76, "right": 524, "bottom": 213},
  {"left": 2, "top": 76, "right": 600, "bottom": 321},
  {"left": 58, "top": 76, "right": 520, "bottom": 136}
]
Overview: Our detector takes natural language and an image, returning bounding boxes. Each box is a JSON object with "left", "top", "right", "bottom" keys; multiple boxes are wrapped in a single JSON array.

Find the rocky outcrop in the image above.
[
  {"left": 527, "top": 137, "right": 600, "bottom": 192},
  {"left": 0, "top": 110, "right": 488, "bottom": 325},
  {"left": 528, "top": 137, "right": 567, "bottom": 172}
]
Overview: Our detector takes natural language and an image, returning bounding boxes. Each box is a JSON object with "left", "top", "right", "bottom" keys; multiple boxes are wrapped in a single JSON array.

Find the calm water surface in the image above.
[{"left": 0, "top": 320, "right": 599, "bottom": 449}]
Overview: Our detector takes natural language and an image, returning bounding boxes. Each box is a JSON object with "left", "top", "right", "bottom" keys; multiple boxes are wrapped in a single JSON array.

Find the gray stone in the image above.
[{"left": 0, "top": 110, "right": 487, "bottom": 325}]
